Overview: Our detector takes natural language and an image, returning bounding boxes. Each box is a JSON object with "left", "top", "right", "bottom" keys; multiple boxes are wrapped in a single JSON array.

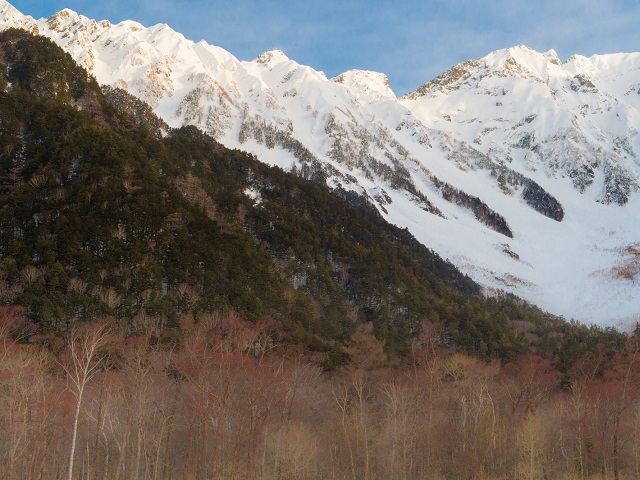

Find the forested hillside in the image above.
[{"left": 0, "top": 28, "right": 621, "bottom": 364}]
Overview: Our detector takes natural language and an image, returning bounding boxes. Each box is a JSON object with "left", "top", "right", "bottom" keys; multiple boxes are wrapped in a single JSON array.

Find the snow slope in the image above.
[{"left": 1, "top": 1, "right": 639, "bottom": 326}]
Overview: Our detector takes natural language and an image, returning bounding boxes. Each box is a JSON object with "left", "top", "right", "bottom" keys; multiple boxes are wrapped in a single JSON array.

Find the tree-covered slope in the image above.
[{"left": 0, "top": 30, "right": 626, "bottom": 366}]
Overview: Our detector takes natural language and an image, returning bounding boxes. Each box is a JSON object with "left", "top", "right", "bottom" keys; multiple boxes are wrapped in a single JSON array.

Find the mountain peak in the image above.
[
  {"left": 0, "top": 0, "right": 33, "bottom": 29},
  {"left": 253, "top": 49, "right": 290, "bottom": 67},
  {"left": 482, "top": 45, "right": 563, "bottom": 78},
  {"left": 0, "top": 0, "right": 19, "bottom": 15},
  {"left": 404, "top": 45, "right": 567, "bottom": 100},
  {"left": 47, "top": 7, "right": 77, "bottom": 23},
  {"left": 52, "top": 7, "right": 75, "bottom": 17},
  {"left": 331, "top": 69, "right": 396, "bottom": 100},
  {"left": 507, "top": 45, "right": 561, "bottom": 63}
]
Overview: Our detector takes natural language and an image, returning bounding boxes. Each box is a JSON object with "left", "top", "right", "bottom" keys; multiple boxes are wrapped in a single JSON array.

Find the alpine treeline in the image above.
[
  {"left": 0, "top": 28, "right": 626, "bottom": 366},
  {"left": 0, "top": 30, "right": 624, "bottom": 368}
]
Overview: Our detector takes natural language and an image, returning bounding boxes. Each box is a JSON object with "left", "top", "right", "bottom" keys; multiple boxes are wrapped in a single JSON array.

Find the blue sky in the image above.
[{"left": 16, "top": 0, "right": 640, "bottom": 95}]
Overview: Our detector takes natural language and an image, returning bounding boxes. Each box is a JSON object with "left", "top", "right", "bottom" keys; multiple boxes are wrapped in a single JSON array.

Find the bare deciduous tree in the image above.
[{"left": 60, "top": 325, "right": 111, "bottom": 480}]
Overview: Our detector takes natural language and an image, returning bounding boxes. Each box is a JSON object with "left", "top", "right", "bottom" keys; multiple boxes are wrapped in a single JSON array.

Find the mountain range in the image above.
[{"left": 1, "top": 0, "right": 639, "bottom": 326}]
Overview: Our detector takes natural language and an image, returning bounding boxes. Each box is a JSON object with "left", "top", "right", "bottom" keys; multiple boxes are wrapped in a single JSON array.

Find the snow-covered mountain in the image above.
[{"left": 1, "top": 0, "right": 639, "bottom": 326}]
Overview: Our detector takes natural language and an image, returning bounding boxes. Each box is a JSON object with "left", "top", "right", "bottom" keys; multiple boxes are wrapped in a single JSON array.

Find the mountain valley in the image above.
[{"left": 2, "top": 1, "right": 639, "bottom": 325}]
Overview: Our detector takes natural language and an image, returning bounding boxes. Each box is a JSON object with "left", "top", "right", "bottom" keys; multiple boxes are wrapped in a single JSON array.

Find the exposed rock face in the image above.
[{"left": 401, "top": 46, "right": 640, "bottom": 207}]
